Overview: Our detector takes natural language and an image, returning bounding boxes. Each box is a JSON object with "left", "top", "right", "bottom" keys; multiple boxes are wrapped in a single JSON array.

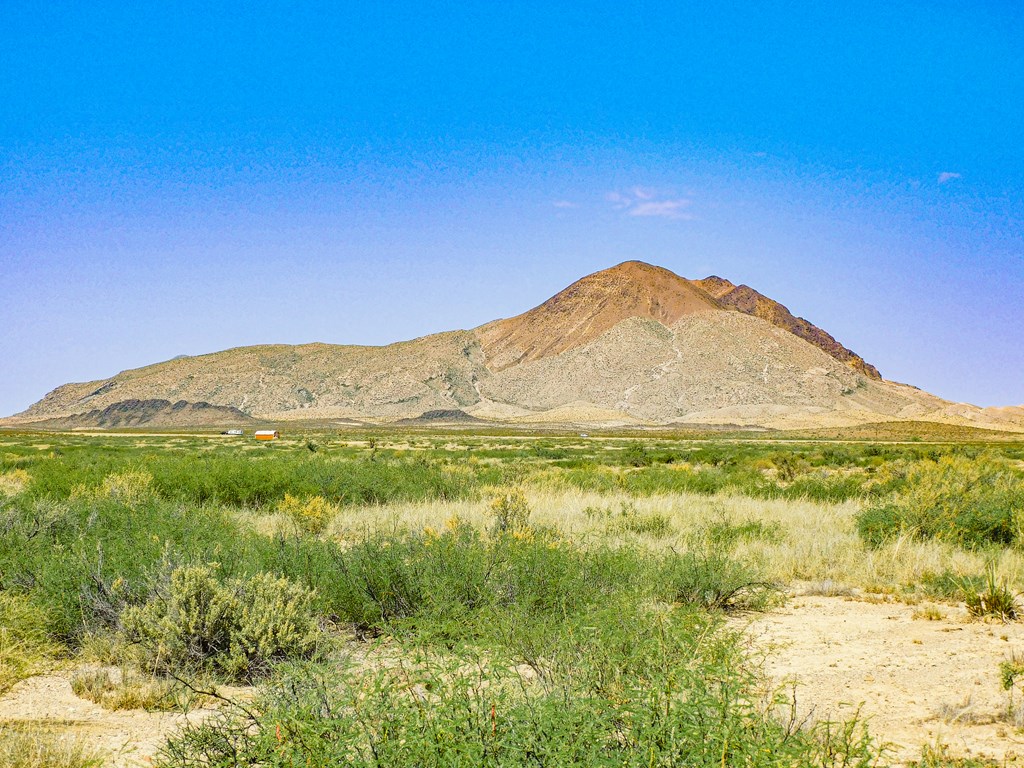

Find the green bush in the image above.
[
  {"left": 157, "top": 615, "right": 876, "bottom": 768},
  {"left": 856, "top": 455, "right": 1024, "bottom": 548},
  {"left": 0, "top": 593, "right": 57, "bottom": 693},
  {"left": 855, "top": 503, "right": 904, "bottom": 548},
  {"left": 120, "top": 565, "right": 322, "bottom": 681},
  {"left": 488, "top": 488, "right": 531, "bottom": 534},
  {"left": 659, "top": 551, "right": 778, "bottom": 612},
  {"left": 622, "top": 441, "right": 653, "bottom": 467},
  {"left": 963, "top": 565, "right": 1018, "bottom": 621}
]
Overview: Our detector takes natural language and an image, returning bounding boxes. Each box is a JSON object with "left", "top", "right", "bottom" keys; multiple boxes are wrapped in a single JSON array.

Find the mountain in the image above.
[
  {"left": 8, "top": 261, "right": 1023, "bottom": 431},
  {"left": 26, "top": 399, "right": 253, "bottom": 430}
]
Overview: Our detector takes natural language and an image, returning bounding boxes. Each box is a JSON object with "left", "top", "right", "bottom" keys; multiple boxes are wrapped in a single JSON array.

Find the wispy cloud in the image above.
[
  {"left": 606, "top": 187, "right": 695, "bottom": 220},
  {"left": 938, "top": 171, "right": 961, "bottom": 185},
  {"left": 552, "top": 200, "right": 577, "bottom": 209}
]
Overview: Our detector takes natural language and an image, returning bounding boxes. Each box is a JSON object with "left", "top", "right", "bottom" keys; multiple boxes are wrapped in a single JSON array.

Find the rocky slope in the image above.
[
  {"left": 28, "top": 399, "right": 253, "bottom": 429},
  {"left": 9, "top": 261, "right": 1022, "bottom": 430}
]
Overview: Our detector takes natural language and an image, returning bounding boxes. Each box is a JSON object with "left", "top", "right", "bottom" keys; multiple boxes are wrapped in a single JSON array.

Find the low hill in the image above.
[{"left": 27, "top": 399, "right": 254, "bottom": 429}]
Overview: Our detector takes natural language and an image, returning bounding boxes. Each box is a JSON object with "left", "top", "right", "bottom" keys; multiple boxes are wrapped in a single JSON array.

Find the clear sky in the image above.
[{"left": 2, "top": 1, "right": 1022, "bottom": 416}]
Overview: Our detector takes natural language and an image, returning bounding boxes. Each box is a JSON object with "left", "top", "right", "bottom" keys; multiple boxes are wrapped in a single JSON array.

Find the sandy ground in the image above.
[
  {"left": 741, "top": 593, "right": 1024, "bottom": 765},
  {"left": 5, "top": 595, "right": 1024, "bottom": 765},
  {"left": 0, "top": 674, "right": 220, "bottom": 767}
]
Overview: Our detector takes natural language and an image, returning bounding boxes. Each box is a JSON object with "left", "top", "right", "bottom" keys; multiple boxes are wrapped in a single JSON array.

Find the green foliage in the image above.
[
  {"left": 0, "top": 593, "right": 57, "bottom": 694},
  {"left": 921, "top": 570, "right": 985, "bottom": 601},
  {"left": 120, "top": 564, "right": 322, "bottom": 681},
  {"left": 963, "top": 564, "right": 1018, "bottom": 621},
  {"left": 855, "top": 503, "right": 904, "bottom": 548},
  {"left": 700, "top": 517, "right": 784, "bottom": 548},
  {"left": 595, "top": 501, "right": 675, "bottom": 537},
  {"left": 325, "top": 523, "right": 647, "bottom": 642},
  {"left": 856, "top": 455, "right": 1024, "bottom": 548},
  {"left": 622, "top": 440, "right": 652, "bottom": 467},
  {"left": 0, "top": 488, "right": 342, "bottom": 642},
  {"left": 660, "top": 551, "right": 779, "bottom": 612},
  {"left": 488, "top": 488, "right": 531, "bottom": 534},
  {"left": 999, "top": 655, "right": 1024, "bottom": 691},
  {"left": 912, "top": 743, "right": 1001, "bottom": 767},
  {"left": 276, "top": 493, "right": 338, "bottom": 534},
  {"left": 157, "top": 614, "right": 877, "bottom": 768},
  {"left": 612, "top": 508, "right": 674, "bottom": 537},
  {"left": 23, "top": 448, "right": 477, "bottom": 509}
]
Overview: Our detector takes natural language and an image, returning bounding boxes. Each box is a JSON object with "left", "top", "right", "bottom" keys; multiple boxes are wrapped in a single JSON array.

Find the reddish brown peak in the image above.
[
  {"left": 476, "top": 260, "right": 882, "bottom": 381},
  {"left": 693, "top": 275, "right": 737, "bottom": 299},
  {"left": 476, "top": 261, "right": 720, "bottom": 371},
  {"left": 713, "top": 283, "right": 882, "bottom": 380}
]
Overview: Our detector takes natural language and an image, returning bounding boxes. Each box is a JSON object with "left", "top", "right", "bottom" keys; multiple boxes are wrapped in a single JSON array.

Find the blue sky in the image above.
[{"left": 2, "top": 1, "right": 1023, "bottom": 415}]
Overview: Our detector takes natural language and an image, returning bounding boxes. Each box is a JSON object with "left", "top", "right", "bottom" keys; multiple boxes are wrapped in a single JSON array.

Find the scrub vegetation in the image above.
[{"left": 0, "top": 428, "right": 1022, "bottom": 765}]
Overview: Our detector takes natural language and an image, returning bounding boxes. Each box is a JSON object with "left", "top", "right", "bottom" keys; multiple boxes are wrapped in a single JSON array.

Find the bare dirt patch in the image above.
[
  {"left": 0, "top": 672, "right": 237, "bottom": 767},
  {"left": 741, "top": 594, "right": 1024, "bottom": 765}
]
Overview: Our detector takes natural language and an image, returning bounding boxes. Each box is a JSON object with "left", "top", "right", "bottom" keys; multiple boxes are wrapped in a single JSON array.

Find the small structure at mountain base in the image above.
[{"left": 254, "top": 430, "right": 280, "bottom": 441}]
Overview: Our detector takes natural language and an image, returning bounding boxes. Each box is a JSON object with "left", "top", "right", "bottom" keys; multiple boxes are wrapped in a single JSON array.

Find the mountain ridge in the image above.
[{"left": 8, "top": 261, "right": 1022, "bottom": 431}]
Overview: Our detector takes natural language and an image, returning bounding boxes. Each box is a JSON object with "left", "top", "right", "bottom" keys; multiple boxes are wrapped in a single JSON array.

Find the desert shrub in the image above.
[
  {"left": 276, "top": 493, "right": 338, "bottom": 534},
  {"left": 328, "top": 525, "right": 492, "bottom": 636},
  {"left": 913, "top": 743, "right": 1002, "bottom": 767},
  {"left": 771, "top": 451, "right": 805, "bottom": 482},
  {"left": 0, "top": 725, "right": 101, "bottom": 768},
  {"left": 325, "top": 524, "right": 652, "bottom": 643},
  {"left": 622, "top": 441, "right": 652, "bottom": 467},
  {"left": 0, "top": 485, "right": 346, "bottom": 645},
  {"left": 0, "top": 468, "right": 30, "bottom": 497},
  {"left": 98, "top": 469, "right": 154, "bottom": 506},
  {"left": 659, "top": 551, "right": 778, "bottom": 612},
  {"left": 778, "top": 472, "right": 864, "bottom": 503},
  {"left": 148, "top": 454, "right": 478, "bottom": 508},
  {"left": 1000, "top": 655, "right": 1024, "bottom": 693},
  {"left": 157, "top": 615, "right": 876, "bottom": 768},
  {"left": 921, "top": 570, "right": 986, "bottom": 601},
  {"left": 0, "top": 593, "right": 57, "bottom": 693},
  {"left": 488, "top": 488, "right": 531, "bottom": 534},
  {"left": 120, "top": 565, "right": 322, "bottom": 681},
  {"left": 855, "top": 503, "right": 904, "bottom": 548},
  {"left": 963, "top": 565, "right": 1018, "bottom": 621},
  {"left": 856, "top": 455, "right": 1024, "bottom": 548},
  {"left": 22, "top": 447, "right": 479, "bottom": 509},
  {"left": 623, "top": 465, "right": 755, "bottom": 496}
]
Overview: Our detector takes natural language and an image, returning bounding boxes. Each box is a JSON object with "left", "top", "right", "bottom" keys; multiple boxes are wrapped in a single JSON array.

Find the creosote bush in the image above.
[
  {"left": 661, "top": 551, "right": 779, "bottom": 612},
  {"left": 276, "top": 493, "right": 338, "bottom": 534},
  {"left": 857, "top": 455, "right": 1024, "bottom": 548},
  {"left": 157, "top": 612, "right": 877, "bottom": 768},
  {"left": 488, "top": 488, "right": 531, "bottom": 534},
  {"left": 0, "top": 593, "right": 56, "bottom": 693},
  {"left": 0, "top": 468, "right": 31, "bottom": 497},
  {"left": 121, "top": 564, "right": 322, "bottom": 681}
]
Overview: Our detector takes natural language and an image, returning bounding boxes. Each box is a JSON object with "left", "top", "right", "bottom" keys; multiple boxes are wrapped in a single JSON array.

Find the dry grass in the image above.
[
  {"left": 70, "top": 666, "right": 193, "bottom": 711},
  {"left": 0, "top": 724, "right": 102, "bottom": 768},
  {"left": 294, "top": 488, "right": 1024, "bottom": 595}
]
